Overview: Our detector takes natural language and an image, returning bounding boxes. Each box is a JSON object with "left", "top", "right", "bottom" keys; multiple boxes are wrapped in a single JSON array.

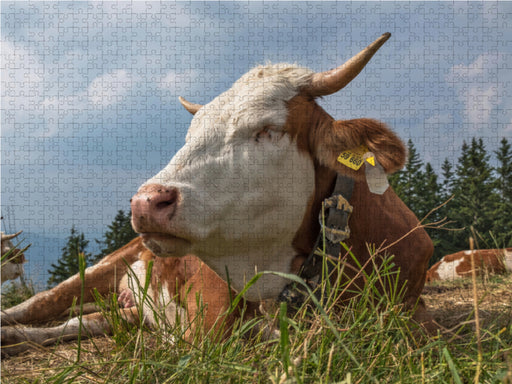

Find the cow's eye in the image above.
[{"left": 254, "top": 126, "right": 282, "bottom": 143}]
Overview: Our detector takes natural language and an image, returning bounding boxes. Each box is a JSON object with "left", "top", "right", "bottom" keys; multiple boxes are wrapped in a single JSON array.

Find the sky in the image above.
[{"left": 1, "top": 1, "right": 511, "bottom": 285}]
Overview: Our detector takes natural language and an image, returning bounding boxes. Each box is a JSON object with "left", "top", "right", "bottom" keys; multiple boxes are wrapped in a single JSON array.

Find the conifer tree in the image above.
[
  {"left": 415, "top": 163, "right": 442, "bottom": 221},
  {"left": 440, "top": 158, "right": 455, "bottom": 201},
  {"left": 492, "top": 138, "right": 512, "bottom": 246},
  {"left": 47, "top": 226, "right": 91, "bottom": 288},
  {"left": 92, "top": 210, "right": 137, "bottom": 263},
  {"left": 431, "top": 158, "right": 460, "bottom": 262},
  {"left": 388, "top": 161, "right": 406, "bottom": 200},
  {"left": 388, "top": 139, "right": 425, "bottom": 215},
  {"left": 410, "top": 161, "right": 451, "bottom": 264},
  {"left": 450, "top": 138, "right": 496, "bottom": 249}
]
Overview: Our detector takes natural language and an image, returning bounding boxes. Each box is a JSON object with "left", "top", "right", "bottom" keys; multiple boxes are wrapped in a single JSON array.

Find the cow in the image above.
[
  {"left": 426, "top": 248, "right": 512, "bottom": 283},
  {"left": 1, "top": 238, "right": 259, "bottom": 355},
  {"left": 1, "top": 33, "right": 435, "bottom": 356},
  {"left": 1, "top": 231, "right": 27, "bottom": 284},
  {"left": 129, "top": 32, "right": 432, "bottom": 315}
]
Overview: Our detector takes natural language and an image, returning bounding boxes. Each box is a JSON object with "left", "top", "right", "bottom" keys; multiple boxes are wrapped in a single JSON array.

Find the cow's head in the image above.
[
  {"left": 1, "top": 231, "right": 25, "bottom": 261},
  {"left": 131, "top": 33, "right": 406, "bottom": 301},
  {"left": 1, "top": 231, "right": 26, "bottom": 283}
]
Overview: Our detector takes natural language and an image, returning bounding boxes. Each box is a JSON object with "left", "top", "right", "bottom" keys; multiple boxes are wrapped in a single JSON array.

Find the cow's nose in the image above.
[{"left": 131, "top": 184, "right": 179, "bottom": 233}]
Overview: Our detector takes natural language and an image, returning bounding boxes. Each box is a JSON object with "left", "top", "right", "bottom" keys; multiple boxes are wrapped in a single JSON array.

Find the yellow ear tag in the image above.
[{"left": 337, "top": 145, "right": 368, "bottom": 170}]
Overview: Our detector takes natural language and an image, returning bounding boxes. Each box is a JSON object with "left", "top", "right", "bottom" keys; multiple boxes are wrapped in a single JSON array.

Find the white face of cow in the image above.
[{"left": 133, "top": 65, "right": 316, "bottom": 300}]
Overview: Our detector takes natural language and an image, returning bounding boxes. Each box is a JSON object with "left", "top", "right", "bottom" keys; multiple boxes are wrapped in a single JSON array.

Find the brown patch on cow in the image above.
[
  {"left": 179, "top": 262, "right": 257, "bottom": 342},
  {"left": 149, "top": 254, "right": 200, "bottom": 303},
  {"left": 346, "top": 181, "right": 433, "bottom": 306},
  {"left": 289, "top": 145, "right": 431, "bottom": 310},
  {"left": 317, "top": 118, "right": 406, "bottom": 178},
  {"left": 149, "top": 254, "right": 259, "bottom": 342},
  {"left": 138, "top": 249, "right": 155, "bottom": 262}
]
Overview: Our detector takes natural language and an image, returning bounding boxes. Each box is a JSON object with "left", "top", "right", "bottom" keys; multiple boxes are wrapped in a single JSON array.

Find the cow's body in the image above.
[
  {"left": 2, "top": 34, "right": 435, "bottom": 355},
  {"left": 1, "top": 231, "right": 27, "bottom": 284},
  {"left": 426, "top": 248, "right": 512, "bottom": 283}
]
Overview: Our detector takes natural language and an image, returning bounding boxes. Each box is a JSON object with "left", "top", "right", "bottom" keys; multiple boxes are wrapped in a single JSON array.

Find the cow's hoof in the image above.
[
  {"left": 1, "top": 342, "right": 31, "bottom": 357},
  {"left": 1, "top": 326, "right": 31, "bottom": 356},
  {"left": 118, "top": 289, "right": 136, "bottom": 308},
  {"left": 0, "top": 311, "right": 17, "bottom": 326}
]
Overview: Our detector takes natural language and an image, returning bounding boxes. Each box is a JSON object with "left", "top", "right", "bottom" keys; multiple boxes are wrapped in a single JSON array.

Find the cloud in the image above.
[
  {"left": 87, "top": 70, "right": 137, "bottom": 107},
  {"left": 448, "top": 53, "right": 501, "bottom": 82},
  {"left": 2, "top": 40, "right": 139, "bottom": 136},
  {"left": 99, "top": 2, "right": 194, "bottom": 28},
  {"left": 463, "top": 85, "right": 501, "bottom": 128},
  {"left": 36, "top": 69, "right": 138, "bottom": 137},
  {"left": 1, "top": 40, "right": 44, "bottom": 84},
  {"left": 44, "top": 69, "right": 139, "bottom": 110},
  {"left": 446, "top": 53, "right": 509, "bottom": 129},
  {"left": 1, "top": 40, "right": 46, "bottom": 133},
  {"left": 159, "top": 70, "right": 199, "bottom": 94},
  {"left": 505, "top": 119, "right": 512, "bottom": 135},
  {"left": 424, "top": 113, "right": 453, "bottom": 125}
]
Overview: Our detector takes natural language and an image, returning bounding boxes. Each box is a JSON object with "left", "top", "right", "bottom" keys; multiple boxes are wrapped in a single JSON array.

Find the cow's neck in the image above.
[
  {"left": 292, "top": 161, "right": 338, "bottom": 257},
  {"left": 196, "top": 243, "right": 299, "bottom": 302}
]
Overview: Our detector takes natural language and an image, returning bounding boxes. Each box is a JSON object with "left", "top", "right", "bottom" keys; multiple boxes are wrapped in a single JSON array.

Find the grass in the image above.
[
  {"left": 2, "top": 250, "right": 512, "bottom": 383},
  {"left": 1, "top": 280, "right": 35, "bottom": 310}
]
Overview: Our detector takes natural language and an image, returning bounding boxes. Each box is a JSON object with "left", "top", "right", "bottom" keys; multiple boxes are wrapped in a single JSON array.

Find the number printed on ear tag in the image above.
[{"left": 337, "top": 145, "right": 369, "bottom": 170}]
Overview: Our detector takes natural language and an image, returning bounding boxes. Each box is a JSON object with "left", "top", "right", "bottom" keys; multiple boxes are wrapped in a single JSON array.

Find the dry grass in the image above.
[
  {"left": 423, "top": 274, "right": 512, "bottom": 332},
  {"left": 1, "top": 337, "right": 115, "bottom": 382}
]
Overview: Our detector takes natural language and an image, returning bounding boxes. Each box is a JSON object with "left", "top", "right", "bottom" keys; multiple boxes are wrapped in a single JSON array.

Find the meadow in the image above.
[{"left": 2, "top": 251, "right": 511, "bottom": 384}]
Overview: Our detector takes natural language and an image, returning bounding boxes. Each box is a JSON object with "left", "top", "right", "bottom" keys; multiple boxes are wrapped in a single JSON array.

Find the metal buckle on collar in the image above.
[{"left": 320, "top": 194, "right": 353, "bottom": 244}]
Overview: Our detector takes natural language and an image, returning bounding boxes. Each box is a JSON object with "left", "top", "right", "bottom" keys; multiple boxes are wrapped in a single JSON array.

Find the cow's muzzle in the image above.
[{"left": 131, "top": 184, "right": 179, "bottom": 233}]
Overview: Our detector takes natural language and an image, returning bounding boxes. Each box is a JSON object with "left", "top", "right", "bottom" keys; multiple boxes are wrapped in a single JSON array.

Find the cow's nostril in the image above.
[
  {"left": 156, "top": 200, "right": 174, "bottom": 210},
  {"left": 154, "top": 189, "right": 177, "bottom": 211}
]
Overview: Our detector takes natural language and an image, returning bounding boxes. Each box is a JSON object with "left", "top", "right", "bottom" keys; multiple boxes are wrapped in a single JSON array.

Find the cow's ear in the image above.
[{"left": 314, "top": 118, "right": 406, "bottom": 180}]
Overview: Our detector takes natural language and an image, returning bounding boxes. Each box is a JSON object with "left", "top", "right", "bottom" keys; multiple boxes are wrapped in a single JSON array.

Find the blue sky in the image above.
[{"left": 1, "top": 2, "right": 511, "bottom": 284}]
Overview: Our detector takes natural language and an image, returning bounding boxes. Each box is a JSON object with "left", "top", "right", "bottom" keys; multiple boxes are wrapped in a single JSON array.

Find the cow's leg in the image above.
[
  {"left": 1, "top": 238, "right": 145, "bottom": 325},
  {"left": 1, "top": 307, "right": 139, "bottom": 356}
]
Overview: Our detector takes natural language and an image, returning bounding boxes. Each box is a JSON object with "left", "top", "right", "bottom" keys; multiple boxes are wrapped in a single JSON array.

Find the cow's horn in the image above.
[
  {"left": 308, "top": 33, "right": 391, "bottom": 97},
  {"left": 1, "top": 230, "right": 23, "bottom": 241},
  {"left": 179, "top": 96, "right": 202, "bottom": 115}
]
